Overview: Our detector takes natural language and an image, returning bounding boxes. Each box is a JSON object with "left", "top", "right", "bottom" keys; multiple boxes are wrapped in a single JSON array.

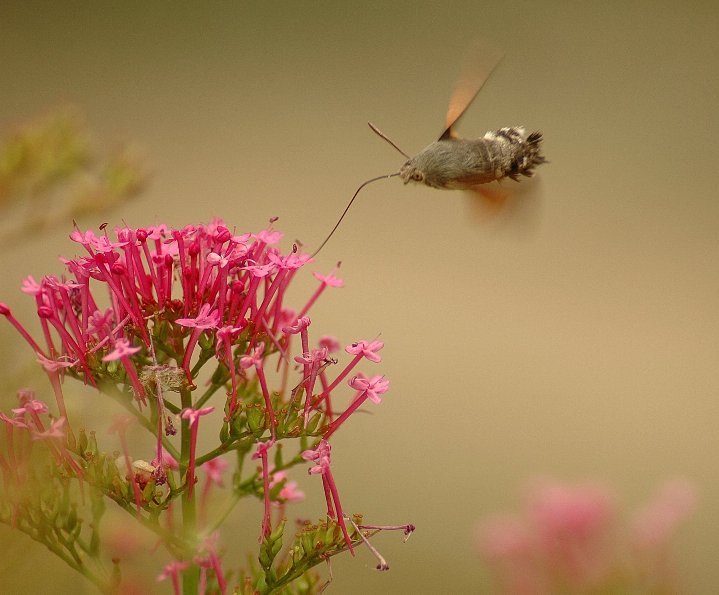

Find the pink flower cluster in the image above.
[
  {"left": 1, "top": 218, "right": 393, "bottom": 566},
  {"left": 476, "top": 479, "right": 697, "bottom": 594}
]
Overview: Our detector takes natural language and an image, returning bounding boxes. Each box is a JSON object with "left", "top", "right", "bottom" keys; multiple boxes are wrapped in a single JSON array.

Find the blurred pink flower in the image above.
[{"left": 476, "top": 479, "right": 697, "bottom": 594}]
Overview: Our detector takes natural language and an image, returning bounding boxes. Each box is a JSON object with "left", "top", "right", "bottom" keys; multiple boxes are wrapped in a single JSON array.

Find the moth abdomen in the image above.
[{"left": 482, "top": 127, "right": 546, "bottom": 182}]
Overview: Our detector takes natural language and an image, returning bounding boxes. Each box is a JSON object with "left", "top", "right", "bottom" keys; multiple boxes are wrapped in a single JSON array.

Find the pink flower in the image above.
[
  {"left": 180, "top": 406, "right": 214, "bottom": 498},
  {"left": 102, "top": 337, "right": 142, "bottom": 361},
  {"left": 255, "top": 229, "right": 283, "bottom": 245},
  {"left": 21, "top": 276, "right": 42, "bottom": 295},
  {"left": 312, "top": 271, "right": 344, "bottom": 288},
  {"left": 301, "top": 439, "right": 354, "bottom": 553},
  {"left": 294, "top": 347, "right": 328, "bottom": 366},
  {"left": 206, "top": 252, "right": 229, "bottom": 268},
  {"left": 12, "top": 399, "right": 49, "bottom": 416},
  {"left": 242, "top": 262, "right": 275, "bottom": 278},
  {"left": 239, "top": 343, "right": 265, "bottom": 369},
  {"left": 181, "top": 406, "right": 214, "bottom": 426},
  {"left": 251, "top": 439, "right": 274, "bottom": 461},
  {"left": 631, "top": 478, "right": 697, "bottom": 550},
  {"left": 102, "top": 338, "right": 146, "bottom": 405},
  {"left": 36, "top": 354, "right": 76, "bottom": 373},
  {"left": 302, "top": 440, "right": 332, "bottom": 475},
  {"left": 267, "top": 248, "right": 311, "bottom": 270},
  {"left": 202, "top": 458, "right": 229, "bottom": 487},
  {"left": 281, "top": 316, "right": 310, "bottom": 335},
  {"left": 0, "top": 412, "right": 28, "bottom": 429},
  {"left": 31, "top": 417, "right": 66, "bottom": 440},
  {"left": 176, "top": 303, "right": 220, "bottom": 329},
  {"left": 349, "top": 374, "right": 390, "bottom": 404},
  {"left": 476, "top": 479, "right": 697, "bottom": 593},
  {"left": 345, "top": 339, "right": 384, "bottom": 363},
  {"left": 157, "top": 560, "right": 191, "bottom": 594},
  {"left": 269, "top": 470, "right": 305, "bottom": 504},
  {"left": 318, "top": 335, "right": 340, "bottom": 353}
]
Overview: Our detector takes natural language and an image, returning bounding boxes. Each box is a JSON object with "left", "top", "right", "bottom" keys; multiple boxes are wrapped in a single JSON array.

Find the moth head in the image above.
[{"left": 399, "top": 161, "right": 424, "bottom": 185}]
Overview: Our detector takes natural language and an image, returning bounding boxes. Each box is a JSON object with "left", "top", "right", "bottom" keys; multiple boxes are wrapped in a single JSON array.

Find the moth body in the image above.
[
  {"left": 399, "top": 127, "right": 545, "bottom": 190},
  {"left": 312, "top": 44, "right": 548, "bottom": 257}
]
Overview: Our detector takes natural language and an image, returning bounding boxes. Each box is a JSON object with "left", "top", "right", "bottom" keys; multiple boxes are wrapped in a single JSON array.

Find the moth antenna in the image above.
[
  {"left": 368, "top": 122, "right": 410, "bottom": 159},
  {"left": 311, "top": 172, "right": 399, "bottom": 258}
]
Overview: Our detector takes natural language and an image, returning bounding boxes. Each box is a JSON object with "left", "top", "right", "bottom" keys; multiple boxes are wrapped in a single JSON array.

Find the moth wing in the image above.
[
  {"left": 464, "top": 184, "right": 511, "bottom": 219},
  {"left": 463, "top": 178, "right": 544, "bottom": 234},
  {"left": 440, "top": 40, "right": 504, "bottom": 141}
]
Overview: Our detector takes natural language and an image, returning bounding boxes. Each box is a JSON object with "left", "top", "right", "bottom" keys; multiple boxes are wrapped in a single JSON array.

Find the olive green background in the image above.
[{"left": 1, "top": 2, "right": 718, "bottom": 593}]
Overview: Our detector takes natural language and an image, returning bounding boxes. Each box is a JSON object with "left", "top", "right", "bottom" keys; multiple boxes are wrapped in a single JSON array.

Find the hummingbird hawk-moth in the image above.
[{"left": 312, "top": 45, "right": 546, "bottom": 257}]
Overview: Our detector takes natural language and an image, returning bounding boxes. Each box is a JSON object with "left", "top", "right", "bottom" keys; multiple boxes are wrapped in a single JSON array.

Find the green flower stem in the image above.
[
  {"left": 194, "top": 437, "right": 245, "bottom": 467},
  {"left": 190, "top": 349, "right": 214, "bottom": 379},
  {"left": 162, "top": 397, "right": 181, "bottom": 415}
]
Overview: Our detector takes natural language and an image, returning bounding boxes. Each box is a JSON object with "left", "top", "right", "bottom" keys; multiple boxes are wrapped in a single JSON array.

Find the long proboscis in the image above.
[{"left": 311, "top": 172, "right": 399, "bottom": 258}]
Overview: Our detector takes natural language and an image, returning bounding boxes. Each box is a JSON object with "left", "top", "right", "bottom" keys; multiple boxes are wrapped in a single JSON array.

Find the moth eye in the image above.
[{"left": 412, "top": 172, "right": 423, "bottom": 181}]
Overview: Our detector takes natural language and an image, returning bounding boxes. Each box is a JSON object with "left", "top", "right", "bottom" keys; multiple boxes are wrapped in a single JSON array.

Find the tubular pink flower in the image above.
[
  {"left": 103, "top": 338, "right": 146, "bottom": 406},
  {"left": 35, "top": 355, "right": 75, "bottom": 436},
  {"left": 20, "top": 276, "right": 41, "bottom": 295},
  {"left": 315, "top": 339, "right": 384, "bottom": 407},
  {"left": 254, "top": 228, "right": 283, "bottom": 245},
  {"left": 177, "top": 304, "right": 220, "bottom": 384},
  {"left": 202, "top": 457, "right": 229, "bottom": 487},
  {"left": 176, "top": 303, "right": 220, "bottom": 329},
  {"left": 0, "top": 303, "right": 45, "bottom": 355},
  {"left": 269, "top": 470, "right": 305, "bottom": 504},
  {"left": 239, "top": 342, "right": 265, "bottom": 370},
  {"left": 254, "top": 358, "right": 278, "bottom": 441},
  {"left": 295, "top": 346, "right": 328, "bottom": 424},
  {"left": 348, "top": 374, "right": 390, "bottom": 404},
  {"left": 102, "top": 337, "right": 142, "bottom": 361},
  {"left": 199, "top": 532, "right": 227, "bottom": 595},
  {"left": 252, "top": 440, "right": 275, "bottom": 539},
  {"left": 250, "top": 268, "right": 287, "bottom": 336},
  {"left": 12, "top": 399, "right": 49, "bottom": 416},
  {"left": 301, "top": 440, "right": 354, "bottom": 553},
  {"left": 157, "top": 560, "right": 190, "bottom": 594},
  {"left": 267, "top": 248, "right": 311, "bottom": 271},
  {"left": 180, "top": 406, "right": 214, "bottom": 498},
  {"left": 297, "top": 268, "right": 344, "bottom": 319},
  {"left": 281, "top": 316, "right": 310, "bottom": 336},
  {"left": 324, "top": 374, "right": 390, "bottom": 440},
  {"left": 31, "top": 417, "right": 66, "bottom": 441},
  {"left": 36, "top": 353, "right": 76, "bottom": 373},
  {"left": 216, "top": 325, "right": 243, "bottom": 414},
  {"left": 318, "top": 335, "right": 340, "bottom": 353},
  {"left": 199, "top": 458, "right": 230, "bottom": 527},
  {"left": 345, "top": 339, "right": 384, "bottom": 363}
]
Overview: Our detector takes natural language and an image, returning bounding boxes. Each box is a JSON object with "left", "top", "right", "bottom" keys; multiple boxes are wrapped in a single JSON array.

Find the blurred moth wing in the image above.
[{"left": 441, "top": 39, "right": 505, "bottom": 140}]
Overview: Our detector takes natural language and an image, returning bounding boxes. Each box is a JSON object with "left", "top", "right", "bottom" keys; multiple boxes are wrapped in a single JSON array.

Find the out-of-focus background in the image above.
[{"left": 1, "top": 2, "right": 717, "bottom": 593}]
